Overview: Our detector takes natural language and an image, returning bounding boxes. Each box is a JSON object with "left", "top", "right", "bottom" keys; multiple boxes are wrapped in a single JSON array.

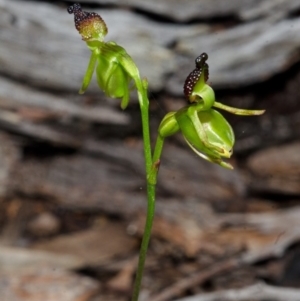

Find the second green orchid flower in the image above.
[{"left": 159, "top": 53, "right": 265, "bottom": 169}]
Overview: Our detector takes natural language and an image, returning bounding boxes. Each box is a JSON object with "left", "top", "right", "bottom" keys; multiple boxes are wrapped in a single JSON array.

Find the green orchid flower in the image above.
[
  {"left": 158, "top": 53, "right": 265, "bottom": 169},
  {"left": 158, "top": 104, "right": 235, "bottom": 169},
  {"left": 68, "top": 3, "right": 145, "bottom": 109}
]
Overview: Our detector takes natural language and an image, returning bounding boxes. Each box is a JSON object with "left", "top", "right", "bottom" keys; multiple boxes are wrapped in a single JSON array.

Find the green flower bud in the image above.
[{"left": 158, "top": 112, "right": 180, "bottom": 138}]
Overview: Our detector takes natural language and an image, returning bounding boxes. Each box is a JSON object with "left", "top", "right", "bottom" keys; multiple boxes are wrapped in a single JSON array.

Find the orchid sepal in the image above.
[{"left": 213, "top": 101, "right": 265, "bottom": 116}]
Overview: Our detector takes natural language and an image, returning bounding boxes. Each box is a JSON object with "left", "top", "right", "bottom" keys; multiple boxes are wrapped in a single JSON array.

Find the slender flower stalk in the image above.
[{"left": 67, "top": 5, "right": 265, "bottom": 300}]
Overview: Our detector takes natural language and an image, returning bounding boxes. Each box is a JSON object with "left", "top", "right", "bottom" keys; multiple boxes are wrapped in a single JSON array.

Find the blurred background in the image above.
[{"left": 1, "top": 1, "right": 300, "bottom": 301}]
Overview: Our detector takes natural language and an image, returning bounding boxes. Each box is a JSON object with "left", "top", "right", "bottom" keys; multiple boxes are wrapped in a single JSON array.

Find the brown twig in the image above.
[{"left": 148, "top": 258, "right": 240, "bottom": 301}]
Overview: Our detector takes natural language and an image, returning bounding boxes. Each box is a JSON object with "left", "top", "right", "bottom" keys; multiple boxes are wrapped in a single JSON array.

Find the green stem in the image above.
[
  {"left": 131, "top": 79, "right": 153, "bottom": 301},
  {"left": 152, "top": 135, "right": 164, "bottom": 164},
  {"left": 136, "top": 79, "right": 152, "bottom": 174},
  {"left": 148, "top": 135, "right": 164, "bottom": 185},
  {"left": 131, "top": 182, "right": 156, "bottom": 301},
  {"left": 131, "top": 83, "right": 165, "bottom": 301}
]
